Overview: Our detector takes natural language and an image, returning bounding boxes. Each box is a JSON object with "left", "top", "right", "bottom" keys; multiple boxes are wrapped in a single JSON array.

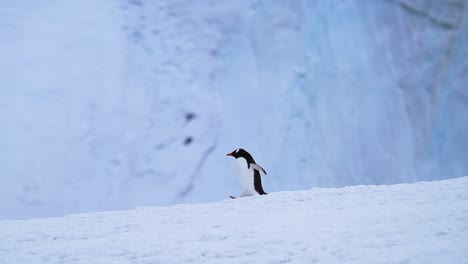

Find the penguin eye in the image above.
[{"left": 235, "top": 148, "right": 239, "bottom": 153}]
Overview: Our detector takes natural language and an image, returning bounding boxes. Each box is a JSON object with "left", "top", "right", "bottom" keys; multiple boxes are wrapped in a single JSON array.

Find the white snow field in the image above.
[{"left": 1, "top": 177, "right": 467, "bottom": 264}]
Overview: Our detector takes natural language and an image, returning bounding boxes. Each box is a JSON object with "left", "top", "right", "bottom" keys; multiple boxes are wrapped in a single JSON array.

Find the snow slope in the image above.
[
  {"left": 1, "top": 177, "right": 467, "bottom": 264},
  {"left": 1, "top": 0, "right": 468, "bottom": 219}
]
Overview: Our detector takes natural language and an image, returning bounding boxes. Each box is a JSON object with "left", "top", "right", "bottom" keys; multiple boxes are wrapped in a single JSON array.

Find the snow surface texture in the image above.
[
  {"left": 1, "top": 0, "right": 468, "bottom": 219},
  {"left": 1, "top": 177, "right": 467, "bottom": 263}
]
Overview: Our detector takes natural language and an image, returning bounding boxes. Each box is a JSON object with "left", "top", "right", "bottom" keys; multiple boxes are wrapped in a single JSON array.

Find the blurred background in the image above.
[{"left": 0, "top": 0, "right": 467, "bottom": 220}]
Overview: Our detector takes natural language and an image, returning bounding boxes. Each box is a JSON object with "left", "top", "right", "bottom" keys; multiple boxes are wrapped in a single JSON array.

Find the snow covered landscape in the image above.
[
  {"left": 1, "top": 1, "right": 468, "bottom": 262},
  {"left": 1, "top": 176, "right": 467, "bottom": 263},
  {"left": 1, "top": 1, "right": 467, "bottom": 262}
]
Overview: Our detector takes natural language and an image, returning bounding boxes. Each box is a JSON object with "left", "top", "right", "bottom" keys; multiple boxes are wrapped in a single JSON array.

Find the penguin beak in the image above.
[{"left": 226, "top": 152, "right": 233, "bottom": 157}]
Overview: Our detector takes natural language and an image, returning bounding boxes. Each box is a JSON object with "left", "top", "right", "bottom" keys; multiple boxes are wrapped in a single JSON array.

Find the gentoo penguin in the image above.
[{"left": 226, "top": 148, "right": 267, "bottom": 198}]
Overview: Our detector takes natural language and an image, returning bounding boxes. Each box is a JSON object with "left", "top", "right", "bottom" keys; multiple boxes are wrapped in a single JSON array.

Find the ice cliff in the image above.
[{"left": 0, "top": 0, "right": 467, "bottom": 219}]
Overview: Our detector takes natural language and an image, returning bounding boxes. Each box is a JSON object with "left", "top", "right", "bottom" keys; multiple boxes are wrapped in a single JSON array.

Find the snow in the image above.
[
  {"left": 1, "top": 177, "right": 467, "bottom": 263},
  {"left": 1, "top": 0, "right": 468, "bottom": 220}
]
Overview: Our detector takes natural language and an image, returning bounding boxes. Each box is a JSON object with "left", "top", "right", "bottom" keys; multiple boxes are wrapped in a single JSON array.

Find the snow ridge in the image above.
[{"left": 1, "top": 177, "right": 467, "bottom": 263}]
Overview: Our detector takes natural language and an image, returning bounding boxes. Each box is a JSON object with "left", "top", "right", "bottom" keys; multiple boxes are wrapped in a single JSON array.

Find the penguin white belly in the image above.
[{"left": 235, "top": 158, "right": 258, "bottom": 196}]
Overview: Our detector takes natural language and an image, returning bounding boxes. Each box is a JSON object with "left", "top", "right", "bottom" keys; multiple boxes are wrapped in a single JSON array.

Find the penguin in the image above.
[{"left": 226, "top": 148, "right": 267, "bottom": 199}]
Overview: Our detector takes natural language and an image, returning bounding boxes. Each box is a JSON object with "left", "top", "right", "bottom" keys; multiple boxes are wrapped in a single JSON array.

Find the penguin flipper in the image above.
[{"left": 250, "top": 163, "right": 267, "bottom": 175}]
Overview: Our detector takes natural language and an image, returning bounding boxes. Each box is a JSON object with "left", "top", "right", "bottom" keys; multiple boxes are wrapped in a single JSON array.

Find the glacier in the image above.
[{"left": 0, "top": 0, "right": 467, "bottom": 219}]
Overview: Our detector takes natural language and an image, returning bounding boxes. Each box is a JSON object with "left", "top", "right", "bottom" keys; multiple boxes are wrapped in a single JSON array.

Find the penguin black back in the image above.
[{"left": 253, "top": 169, "right": 267, "bottom": 195}]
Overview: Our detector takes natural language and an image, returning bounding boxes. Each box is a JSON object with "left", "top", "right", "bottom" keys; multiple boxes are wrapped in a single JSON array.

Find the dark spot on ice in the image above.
[
  {"left": 185, "top": 112, "right": 196, "bottom": 122},
  {"left": 210, "top": 49, "right": 219, "bottom": 57},
  {"left": 130, "top": 30, "right": 144, "bottom": 42},
  {"left": 155, "top": 143, "right": 166, "bottom": 150},
  {"left": 184, "top": 137, "right": 193, "bottom": 145}
]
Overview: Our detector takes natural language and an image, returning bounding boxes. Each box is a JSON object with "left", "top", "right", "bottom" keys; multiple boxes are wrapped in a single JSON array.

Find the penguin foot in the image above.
[{"left": 229, "top": 196, "right": 237, "bottom": 199}]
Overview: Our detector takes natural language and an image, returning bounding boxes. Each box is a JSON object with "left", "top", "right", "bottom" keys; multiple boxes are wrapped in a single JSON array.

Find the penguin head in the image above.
[{"left": 226, "top": 148, "right": 250, "bottom": 159}]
